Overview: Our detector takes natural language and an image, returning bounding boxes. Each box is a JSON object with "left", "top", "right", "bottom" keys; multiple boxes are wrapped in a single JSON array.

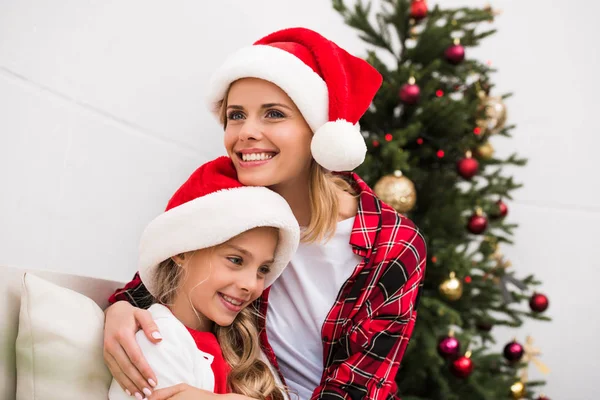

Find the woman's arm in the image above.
[
  {"left": 108, "top": 313, "right": 199, "bottom": 400},
  {"left": 312, "top": 229, "right": 427, "bottom": 400},
  {"left": 104, "top": 300, "right": 162, "bottom": 395}
]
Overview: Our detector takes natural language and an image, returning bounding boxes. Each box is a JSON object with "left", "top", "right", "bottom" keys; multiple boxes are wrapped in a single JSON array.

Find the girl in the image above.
[
  {"left": 104, "top": 27, "right": 427, "bottom": 400},
  {"left": 108, "top": 156, "right": 300, "bottom": 400}
]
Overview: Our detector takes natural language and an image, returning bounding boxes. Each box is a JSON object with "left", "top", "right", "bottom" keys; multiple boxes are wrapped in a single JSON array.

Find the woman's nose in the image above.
[{"left": 239, "top": 119, "right": 264, "bottom": 141}]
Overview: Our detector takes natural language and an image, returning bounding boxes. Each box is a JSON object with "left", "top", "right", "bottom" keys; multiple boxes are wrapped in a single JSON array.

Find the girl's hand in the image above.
[
  {"left": 103, "top": 301, "right": 162, "bottom": 396},
  {"left": 149, "top": 384, "right": 257, "bottom": 400},
  {"left": 148, "top": 384, "right": 216, "bottom": 400}
]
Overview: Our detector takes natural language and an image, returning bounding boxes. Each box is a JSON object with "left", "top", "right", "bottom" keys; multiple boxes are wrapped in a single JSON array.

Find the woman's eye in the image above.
[
  {"left": 266, "top": 109, "right": 284, "bottom": 119},
  {"left": 227, "top": 111, "right": 244, "bottom": 121},
  {"left": 227, "top": 256, "right": 243, "bottom": 265}
]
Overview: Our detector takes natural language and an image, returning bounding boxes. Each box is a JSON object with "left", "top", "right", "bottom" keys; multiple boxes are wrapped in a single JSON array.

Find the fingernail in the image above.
[
  {"left": 143, "top": 388, "right": 152, "bottom": 396},
  {"left": 125, "top": 389, "right": 132, "bottom": 396},
  {"left": 148, "top": 378, "right": 157, "bottom": 387},
  {"left": 135, "top": 393, "right": 143, "bottom": 400},
  {"left": 151, "top": 331, "right": 162, "bottom": 340}
]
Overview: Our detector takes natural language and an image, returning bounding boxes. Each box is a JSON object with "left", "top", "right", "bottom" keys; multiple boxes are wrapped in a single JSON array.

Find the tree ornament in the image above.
[
  {"left": 439, "top": 271, "right": 463, "bottom": 301},
  {"left": 491, "top": 199, "right": 508, "bottom": 219},
  {"left": 520, "top": 336, "right": 551, "bottom": 383},
  {"left": 457, "top": 150, "right": 479, "bottom": 180},
  {"left": 373, "top": 170, "right": 417, "bottom": 213},
  {"left": 510, "top": 381, "right": 526, "bottom": 399},
  {"left": 445, "top": 38, "right": 465, "bottom": 65},
  {"left": 475, "top": 141, "right": 494, "bottom": 159},
  {"left": 467, "top": 208, "right": 488, "bottom": 234},
  {"left": 477, "top": 93, "right": 508, "bottom": 135},
  {"left": 410, "top": 0, "right": 428, "bottom": 21},
  {"left": 503, "top": 339, "right": 525, "bottom": 362},
  {"left": 535, "top": 395, "right": 551, "bottom": 400},
  {"left": 451, "top": 351, "right": 473, "bottom": 378},
  {"left": 437, "top": 331, "right": 460, "bottom": 359},
  {"left": 529, "top": 293, "right": 549, "bottom": 313},
  {"left": 399, "top": 77, "right": 420, "bottom": 105}
]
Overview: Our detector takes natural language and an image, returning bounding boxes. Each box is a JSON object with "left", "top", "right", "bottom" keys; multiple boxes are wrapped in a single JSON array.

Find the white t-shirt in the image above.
[{"left": 266, "top": 218, "right": 362, "bottom": 400}]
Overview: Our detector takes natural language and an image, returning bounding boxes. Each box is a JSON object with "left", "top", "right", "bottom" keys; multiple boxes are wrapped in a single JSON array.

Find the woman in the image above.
[{"left": 104, "top": 27, "right": 427, "bottom": 400}]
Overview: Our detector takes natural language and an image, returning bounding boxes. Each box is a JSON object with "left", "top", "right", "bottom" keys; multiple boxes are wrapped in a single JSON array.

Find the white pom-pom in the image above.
[{"left": 311, "top": 119, "right": 367, "bottom": 171}]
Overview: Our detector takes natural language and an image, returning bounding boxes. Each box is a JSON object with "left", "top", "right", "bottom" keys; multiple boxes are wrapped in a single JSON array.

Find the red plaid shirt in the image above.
[{"left": 109, "top": 172, "right": 427, "bottom": 400}]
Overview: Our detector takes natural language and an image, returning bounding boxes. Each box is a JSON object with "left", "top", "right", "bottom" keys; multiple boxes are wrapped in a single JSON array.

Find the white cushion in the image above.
[{"left": 15, "top": 273, "right": 111, "bottom": 400}]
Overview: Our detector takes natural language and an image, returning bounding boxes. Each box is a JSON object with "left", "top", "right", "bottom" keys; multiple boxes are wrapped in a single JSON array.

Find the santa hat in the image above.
[
  {"left": 206, "top": 27, "right": 383, "bottom": 172},
  {"left": 138, "top": 156, "right": 300, "bottom": 297}
]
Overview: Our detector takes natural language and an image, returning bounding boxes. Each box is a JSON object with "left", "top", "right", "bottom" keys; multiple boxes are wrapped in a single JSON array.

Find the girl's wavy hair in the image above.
[{"left": 153, "top": 252, "right": 288, "bottom": 400}]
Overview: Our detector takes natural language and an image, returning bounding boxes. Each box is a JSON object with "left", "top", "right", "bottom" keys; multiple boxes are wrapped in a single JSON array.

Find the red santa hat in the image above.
[
  {"left": 138, "top": 156, "right": 300, "bottom": 296},
  {"left": 206, "top": 27, "right": 383, "bottom": 172}
]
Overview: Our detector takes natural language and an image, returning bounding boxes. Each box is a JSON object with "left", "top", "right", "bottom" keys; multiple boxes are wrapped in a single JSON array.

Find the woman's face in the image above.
[
  {"left": 223, "top": 78, "right": 313, "bottom": 189},
  {"left": 176, "top": 226, "right": 279, "bottom": 330}
]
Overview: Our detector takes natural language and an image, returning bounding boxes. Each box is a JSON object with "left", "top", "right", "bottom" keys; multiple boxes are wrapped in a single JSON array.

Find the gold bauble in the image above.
[
  {"left": 439, "top": 272, "right": 463, "bottom": 301},
  {"left": 510, "top": 381, "right": 526, "bottom": 399},
  {"left": 373, "top": 171, "right": 417, "bottom": 213},
  {"left": 475, "top": 142, "right": 494, "bottom": 160},
  {"left": 477, "top": 95, "right": 507, "bottom": 135}
]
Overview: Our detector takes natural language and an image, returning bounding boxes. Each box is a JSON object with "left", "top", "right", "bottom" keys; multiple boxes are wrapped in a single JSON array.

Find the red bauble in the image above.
[
  {"left": 445, "top": 44, "right": 465, "bottom": 65},
  {"left": 535, "top": 396, "right": 551, "bottom": 400},
  {"left": 457, "top": 156, "right": 479, "bottom": 180},
  {"left": 491, "top": 199, "right": 508, "bottom": 219},
  {"left": 503, "top": 340, "right": 524, "bottom": 362},
  {"left": 399, "top": 83, "right": 420, "bottom": 105},
  {"left": 467, "top": 213, "right": 488, "bottom": 234},
  {"left": 529, "top": 293, "right": 549, "bottom": 313},
  {"left": 437, "top": 335, "right": 460, "bottom": 359},
  {"left": 451, "top": 355, "right": 474, "bottom": 378},
  {"left": 410, "top": 0, "right": 428, "bottom": 20}
]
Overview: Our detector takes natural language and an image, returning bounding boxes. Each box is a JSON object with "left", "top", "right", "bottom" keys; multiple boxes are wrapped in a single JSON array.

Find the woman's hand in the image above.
[{"left": 103, "top": 301, "right": 162, "bottom": 396}]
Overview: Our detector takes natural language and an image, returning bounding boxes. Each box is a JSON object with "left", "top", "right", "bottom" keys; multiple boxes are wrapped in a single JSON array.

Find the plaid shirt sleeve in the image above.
[
  {"left": 312, "top": 218, "right": 427, "bottom": 400},
  {"left": 108, "top": 272, "right": 155, "bottom": 310}
]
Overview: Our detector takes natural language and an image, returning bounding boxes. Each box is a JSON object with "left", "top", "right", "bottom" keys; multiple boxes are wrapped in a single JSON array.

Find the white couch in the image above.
[{"left": 0, "top": 265, "right": 124, "bottom": 400}]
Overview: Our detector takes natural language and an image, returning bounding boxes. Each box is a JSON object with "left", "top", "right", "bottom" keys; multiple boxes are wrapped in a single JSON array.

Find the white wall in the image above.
[{"left": 0, "top": 0, "right": 597, "bottom": 398}]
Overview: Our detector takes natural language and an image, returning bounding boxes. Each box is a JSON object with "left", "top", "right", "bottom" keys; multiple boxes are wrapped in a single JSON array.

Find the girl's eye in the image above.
[
  {"left": 227, "top": 256, "right": 243, "bottom": 265},
  {"left": 258, "top": 265, "right": 271, "bottom": 276},
  {"left": 266, "top": 109, "right": 285, "bottom": 119},
  {"left": 227, "top": 111, "right": 245, "bottom": 121}
]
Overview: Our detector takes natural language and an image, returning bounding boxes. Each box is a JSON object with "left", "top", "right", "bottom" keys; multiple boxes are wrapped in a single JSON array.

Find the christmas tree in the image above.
[{"left": 333, "top": 1, "right": 551, "bottom": 399}]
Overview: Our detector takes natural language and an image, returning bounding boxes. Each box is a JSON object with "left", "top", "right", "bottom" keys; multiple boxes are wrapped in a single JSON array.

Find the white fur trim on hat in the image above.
[
  {"left": 311, "top": 119, "right": 367, "bottom": 171},
  {"left": 206, "top": 45, "right": 328, "bottom": 133},
  {"left": 138, "top": 186, "right": 300, "bottom": 296}
]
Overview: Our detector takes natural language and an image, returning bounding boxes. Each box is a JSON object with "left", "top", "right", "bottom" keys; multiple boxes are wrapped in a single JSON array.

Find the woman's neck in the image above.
[
  {"left": 270, "top": 179, "right": 312, "bottom": 227},
  {"left": 169, "top": 293, "right": 213, "bottom": 332},
  {"left": 270, "top": 176, "right": 359, "bottom": 226}
]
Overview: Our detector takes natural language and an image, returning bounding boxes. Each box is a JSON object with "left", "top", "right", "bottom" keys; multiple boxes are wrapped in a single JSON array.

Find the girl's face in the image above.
[
  {"left": 175, "top": 226, "right": 279, "bottom": 330},
  {"left": 223, "top": 78, "right": 314, "bottom": 190}
]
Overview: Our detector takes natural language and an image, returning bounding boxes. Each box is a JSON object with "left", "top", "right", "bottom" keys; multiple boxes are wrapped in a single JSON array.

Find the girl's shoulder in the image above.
[{"left": 145, "top": 304, "right": 196, "bottom": 345}]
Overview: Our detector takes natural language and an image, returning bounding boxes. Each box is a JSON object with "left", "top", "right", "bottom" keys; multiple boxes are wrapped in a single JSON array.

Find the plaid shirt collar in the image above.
[{"left": 346, "top": 172, "right": 380, "bottom": 253}]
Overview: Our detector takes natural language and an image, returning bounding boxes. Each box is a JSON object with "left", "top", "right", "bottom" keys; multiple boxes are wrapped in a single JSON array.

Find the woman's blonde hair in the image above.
[
  {"left": 219, "top": 86, "right": 356, "bottom": 244},
  {"left": 153, "top": 257, "right": 287, "bottom": 400}
]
